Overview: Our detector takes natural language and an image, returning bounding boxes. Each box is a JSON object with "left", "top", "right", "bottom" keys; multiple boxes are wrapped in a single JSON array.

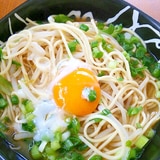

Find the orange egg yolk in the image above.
[{"left": 53, "top": 68, "right": 101, "bottom": 116}]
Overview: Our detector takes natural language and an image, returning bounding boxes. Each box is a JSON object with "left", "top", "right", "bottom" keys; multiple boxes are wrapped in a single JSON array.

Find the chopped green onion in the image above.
[
  {"left": 68, "top": 39, "right": 79, "bottom": 52},
  {"left": 25, "top": 113, "right": 35, "bottom": 122},
  {"left": 97, "top": 71, "right": 105, "bottom": 77},
  {"left": 136, "top": 123, "right": 142, "bottom": 129},
  {"left": 67, "top": 117, "right": 80, "bottom": 135},
  {"left": 102, "top": 43, "right": 114, "bottom": 52},
  {"left": 135, "top": 46, "right": 146, "bottom": 59},
  {"left": 0, "top": 97, "right": 8, "bottom": 109},
  {"left": 101, "top": 109, "right": 111, "bottom": 115},
  {"left": 155, "top": 91, "right": 160, "bottom": 98},
  {"left": 92, "top": 47, "right": 103, "bottom": 58},
  {"left": 12, "top": 60, "right": 21, "bottom": 67},
  {"left": 30, "top": 144, "right": 42, "bottom": 160},
  {"left": 22, "top": 121, "right": 35, "bottom": 132},
  {"left": 129, "top": 59, "right": 147, "bottom": 77},
  {"left": 151, "top": 62, "right": 160, "bottom": 78},
  {"left": 11, "top": 94, "right": 19, "bottom": 105},
  {"left": 126, "top": 140, "right": 132, "bottom": 147},
  {"left": 108, "top": 61, "right": 117, "bottom": 69},
  {"left": 89, "top": 155, "right": 103, "bottom": 160},
  {"left": 96, "top": 22, "right": 105, "bottom": 30},
  {"left": 135, "top": 135, "right": 149, "bottom": 149},
  {"left": 145, "top": 129, "right": 155, "bottom": 138},
  {"left": 62, "top": 138, "right": 74, "bottom": 151},
  {"left": 79, "top": 24, "right": 89, "bottom": 31},
  {"left": 54, "top": 14, "right": 73, "bottom": 23},
  {"left": 51, "top": 140, "right": 61, "bottom": 151},
  {"left": 88, "top": 89, "right": 97, "bottom": 102},
  {"left": 156, "top": 81, "right": 160, "bottom": 89},
  {"left": 0, "top": 75, "right": 13, "bottom": 95},
  {"left": 92, "top": 109, "right": 111, "bottom": 123},
  {"left": 90, "top": 40, "right": 99, "bottom": 48},
  {"left": 123, "top": 51, "right": 130, "bottom": 61},
  {"left": 127, "top": 106, "right": 143, "bottom": 116},
  {"left": 128, "top": 148, "right": 137, "bottom": 159},
  {"left": 117, "top": 77, "right": 124, "bottom": 81},
  {"left": 22, "top": 99, "right": 34, "bottom": 113}
]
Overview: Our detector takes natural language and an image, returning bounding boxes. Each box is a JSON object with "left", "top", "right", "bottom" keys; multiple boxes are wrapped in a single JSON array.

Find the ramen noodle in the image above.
[{"left": 0, "top": 12, "right": 160, "bottom": 160}]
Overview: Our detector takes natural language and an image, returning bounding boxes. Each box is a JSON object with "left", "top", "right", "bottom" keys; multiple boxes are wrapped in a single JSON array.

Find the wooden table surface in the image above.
[{"left": 0, "top": 0, "right": 160, "bottom": 22}]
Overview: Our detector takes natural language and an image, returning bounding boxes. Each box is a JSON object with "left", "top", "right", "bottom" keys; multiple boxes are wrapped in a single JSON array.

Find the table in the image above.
[{"left": 0, "top": 0, "right": 160, "bottom": 22}]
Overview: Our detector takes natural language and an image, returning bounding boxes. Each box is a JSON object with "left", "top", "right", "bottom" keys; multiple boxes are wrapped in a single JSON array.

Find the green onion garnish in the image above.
[
  {"left": 79, "top": 24, "right": 89, "bottom": 32},
  {"left": 127, "top": 106, "right": 143, "bottom": 116},
  {"left": 92, "top": 47, "right": 103, "bottom": 58},
  {"left": 68, "top": 39, "right": 79, "bottom": 52}
]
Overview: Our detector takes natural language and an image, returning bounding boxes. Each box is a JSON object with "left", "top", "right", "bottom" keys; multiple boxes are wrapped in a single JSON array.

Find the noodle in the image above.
[{"left": 0, "top": 12, "right": 160, "bottom": 160}]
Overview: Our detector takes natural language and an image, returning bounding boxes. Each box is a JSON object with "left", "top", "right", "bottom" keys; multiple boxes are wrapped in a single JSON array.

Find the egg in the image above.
[{"left": 52, "top": 58, "right": 101, "bottom": 116}]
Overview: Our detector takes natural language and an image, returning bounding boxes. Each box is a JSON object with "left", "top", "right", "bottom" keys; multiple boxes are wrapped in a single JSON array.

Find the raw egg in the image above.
[{"left": 52, "top": 62, "right": 101, "bottom": 116}]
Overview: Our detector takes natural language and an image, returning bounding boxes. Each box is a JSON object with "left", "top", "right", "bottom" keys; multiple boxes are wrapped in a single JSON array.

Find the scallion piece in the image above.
[
  {"left": 22, "top": 121, "right": 35, "bottom": 132},
  {"left": 88, "top": 89, "right": 97, "bottom": 102},
  {"left": 108, "top": 61, "right": 117, "bottom": 69},
  {"left": 101, "top": 109, "right": 111, "bottom": 115},
  {"left": 90, "top": 40, "right": 99, "bottom": 48},
  {"left": 155, "top": 91, "right": 160, "bottom": 98},
  {"left": 11, "top": 94, "right": 19, "bottom": 105},
  {"left": 30, "top": 144, "right": 42, "bottom": 160},
  {"left": 0, "top": 97, "right": 8, "bottom": 109},
  {"left": 0, "top": 75, "right": 13, "bottom": 95},
  {"left": 54, "top": 14, "right": 73, "bottom": 23},
  {"left": 22, "top": 99, "right": 34, "bottom": 113},
  {"left": 51, "top": 140, "right": 61, "bottom": 151},
  {"left": 127, "top": 106, "right": 143, "bottom": 116},
  {"left": 92, "top": 47, "right": 103, "bottom": 58},
  {"left": 97, "top": 71, "right": 105, "bottom": 77},
  {"left": 89, "top": 155, "right": 102, "bottom": 160},
  {"left": 135, "top": 135, "right": 149, "bottom": 149},
  {"left": 68, "top": 39, "right": 79, "bottom": 52},
  {"left": 67, "top": 117, "right": 80, "bottom": 135},
  {"left": 12, "top": 60, "right": 21, "bottom": 67},
  {"left": 79, "top": 24, "right": 89, "bottom": 32}
]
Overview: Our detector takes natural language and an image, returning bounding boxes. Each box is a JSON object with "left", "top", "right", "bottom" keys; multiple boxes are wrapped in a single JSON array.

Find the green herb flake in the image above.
[
  {"left": 11, "top": 94, "right": 19, "bottom": 105},
  {"left": 129, "top": 59, "right": 147, "bottom": 77},
  {"left": 67, "top": 117, "right": 80, "bottom": 135},
  {"left": 126, "top": 140, "right": 132, "bottom": 147},
  {"left": 54, "top": 14, "right": 73, "bottom": 23},
  {"left": 117, "top": 77, "right": 124, "bottom": 82},
  {"left": 22, "top": 121, "right": 35, "bottom": 132},
  {"left": 0, "top": 97, "right": 8, "bottom": 109},
  {"left": 127, "top": 106, "right": 143, "bottom": 116},
  {"left": 97, "top": 71, "right": 105, "bottom": 77},
  {"left": 96, "top": 22, "right": 105, "bottom": 30},
  {"left": 12, "top": 60, "right": 21, "bottom": 67},
  {"left": 102, "top": 109, "right": 111, "bottom": 116},
  {"left": 92, "top": 47, "right": 103, "bottom": 58},
  {"left": 68, "top": 39, "right": 79, "bottom": 52},
  {"left": 79, "top": 24, "right": 89, "bottom": 32},
  {"left": 0, "top": 75, "right": 13, "bottom": 95},
  {"left": 89, "top": 155, "right": 103, "bottom": 160},
  {"left": 88, "top": 89, "right": 97, "bottom": 102},
  {"left": 90, "top": 40, "right": 99, "bottom": 48},
  {"left": 135, "top": 135, "right": 149, "bottom": 149}
]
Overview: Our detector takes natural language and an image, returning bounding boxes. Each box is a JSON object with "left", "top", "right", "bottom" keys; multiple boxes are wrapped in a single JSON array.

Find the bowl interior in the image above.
[{"left": 0, "top": 0, "right": 160, "bottom": 159}]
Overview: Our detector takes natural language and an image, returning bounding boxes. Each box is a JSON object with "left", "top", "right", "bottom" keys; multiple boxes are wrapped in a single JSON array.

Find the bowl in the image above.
[{"left": 0, "top": 0, "right": 160, "bottom": 160}]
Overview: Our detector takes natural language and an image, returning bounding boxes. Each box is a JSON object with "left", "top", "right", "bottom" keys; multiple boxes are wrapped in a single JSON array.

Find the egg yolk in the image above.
[{"left": 53, "top": 68, "right": 101, "bottom": 116}]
